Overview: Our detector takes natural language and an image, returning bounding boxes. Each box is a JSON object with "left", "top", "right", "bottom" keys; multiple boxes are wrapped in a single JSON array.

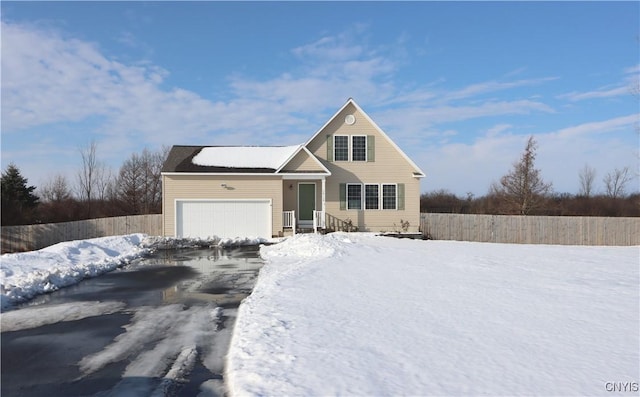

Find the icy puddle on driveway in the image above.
[{"left": 1, "top": 245, "right": 263, "bottom": 397}]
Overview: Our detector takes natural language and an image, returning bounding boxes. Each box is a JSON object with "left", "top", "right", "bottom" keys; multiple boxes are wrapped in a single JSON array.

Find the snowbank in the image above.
[
  {"left": 227, "top": 233, "right": 639, "bottom": 396},
  {"left": 142, "top": 235, "right": 271, "bottom": 250},
  {"left": 0, "top": 234, "right": 149, "bottom": 308},
  {"left": 0, "top": 234, "right": 272, "bottom": 309}
]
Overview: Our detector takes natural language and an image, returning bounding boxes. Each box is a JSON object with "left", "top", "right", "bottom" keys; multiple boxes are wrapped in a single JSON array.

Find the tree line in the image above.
[
  {"left": 421, "top": 136, "right": 639, "bottom": 217},
  {"left": 2, "top": 136, "right": 638, "bottom": 226},
  {"left": 1, "top": 142, "right": 169, "bottom": 226}
]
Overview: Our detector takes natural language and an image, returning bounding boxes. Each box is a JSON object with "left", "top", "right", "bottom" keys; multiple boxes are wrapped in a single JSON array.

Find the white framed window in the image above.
[
  {"left": 382, "top": 184, "right": 397, "bottom": 210},
  {"left": 365, "top": 184, "right": 379, "bottom": 210},
  {"left": 347, "top": 183, "right": 362, "bottom": 210},
  {"left": 334, "top": 135, "right": 349, "bottom": 161},
  {"left": 352, "top": 136, "right": 367, "bottom": 161}
]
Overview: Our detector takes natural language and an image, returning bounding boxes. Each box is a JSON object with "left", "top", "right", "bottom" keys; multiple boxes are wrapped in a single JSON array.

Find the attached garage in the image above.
[{"left": 175, "top": 199, "right": 272, "bottom": 239}]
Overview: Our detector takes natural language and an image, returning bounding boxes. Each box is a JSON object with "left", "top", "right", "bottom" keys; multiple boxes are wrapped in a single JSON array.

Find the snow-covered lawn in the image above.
[
  {"left": 2, "top": 232, "right": 638, "bottom": 395},
  {"left": 227, "top": 233, "right": 639, "bottom": 396}
]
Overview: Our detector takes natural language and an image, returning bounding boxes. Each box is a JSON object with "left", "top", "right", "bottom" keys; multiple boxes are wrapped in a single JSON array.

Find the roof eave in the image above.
[{"left": 304, "top": 98, "right": 426, "bottom": 177}]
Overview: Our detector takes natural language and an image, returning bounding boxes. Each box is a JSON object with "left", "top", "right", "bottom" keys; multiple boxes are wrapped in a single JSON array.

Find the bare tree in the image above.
[
  {"left": 578, "top": 164, "right": 597, "bottom": 197},
  {"left": 40, "top": 174, "right": 72, "bottom": 202},
  {"left": 37, "top": 173, "right": 80, "bottom": 223},
  {"left": 115, "top": 147, "right": 168, "bottom": 214},
  {"left": 94, "top": 165, "right": 113, "bottom": 202},
  {"left": 603, "top": 166, "right": 632, "bottom": 198},
  {"left": 117, "top": 152, "right": 144, "bottom": 214},
  {"left": 492, "top": 136, "right": 553, "bottom": 215},
  {"left": 76, "top": 140, "right": 116, "bottom": 216},
  {"left": 77, "top": 140, "right": 99, "bottom": 217}
]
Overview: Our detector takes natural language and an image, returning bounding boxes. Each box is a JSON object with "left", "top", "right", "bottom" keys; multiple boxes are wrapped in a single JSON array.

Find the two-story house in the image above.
[{"left": 161, "top": 98, "right": 425, "bottom": 238}]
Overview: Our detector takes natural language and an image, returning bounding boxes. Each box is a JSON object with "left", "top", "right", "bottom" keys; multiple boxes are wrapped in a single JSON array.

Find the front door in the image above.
[{"left": 298, "top": 183, "right": 316, "bottom": 224}]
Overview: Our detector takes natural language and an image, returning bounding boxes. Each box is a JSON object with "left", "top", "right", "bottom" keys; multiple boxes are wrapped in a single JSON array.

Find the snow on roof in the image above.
[{"left": 191, "top": 145, "right": 301, "bottom": 169}]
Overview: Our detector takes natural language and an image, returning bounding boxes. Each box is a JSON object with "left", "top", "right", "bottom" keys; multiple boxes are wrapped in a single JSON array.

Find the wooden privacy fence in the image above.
[
  {"left": 1, "top": 214, "right": 163, "bottom": 253},
  {"left": 420, "top": 213, "right": 639, "bottom": 246}
]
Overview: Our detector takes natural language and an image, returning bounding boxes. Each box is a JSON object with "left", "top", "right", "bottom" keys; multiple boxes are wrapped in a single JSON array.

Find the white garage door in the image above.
[{"left": 176, "top": 199, "right": 271, "bottom": 239}]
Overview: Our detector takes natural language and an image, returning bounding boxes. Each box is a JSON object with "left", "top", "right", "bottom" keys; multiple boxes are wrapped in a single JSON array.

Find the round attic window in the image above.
[{"left": 345, "top": 114, "right": 356, "bottom": 125}]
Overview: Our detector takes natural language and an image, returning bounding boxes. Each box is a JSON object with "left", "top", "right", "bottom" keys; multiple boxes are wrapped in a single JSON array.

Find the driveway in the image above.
[{"left": 1, "top": 245, "right": 263, "bottom": 397}]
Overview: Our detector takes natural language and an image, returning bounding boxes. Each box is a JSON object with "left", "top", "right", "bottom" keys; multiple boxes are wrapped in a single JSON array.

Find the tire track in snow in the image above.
[
  {"left": 78, "top": 303, "right": 223, "bottom": 395},
  {"left": 1, "top": 301, "right": 126, "bottom": 332}
]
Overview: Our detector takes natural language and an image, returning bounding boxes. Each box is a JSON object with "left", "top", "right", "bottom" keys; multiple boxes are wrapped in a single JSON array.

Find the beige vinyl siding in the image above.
[
  {"left": 325, "top": 180, "right": 421, "bottom": 232},
  {"left": 306, "top": 102, "right": 421, "bottom": 232},
  {"left": 281, "top": 150, "right": 323, "bottom": 172},
  {"left": 283, "top": 180, "right": 322, "bottom": 214},
  {"left": 283, "top": 182, "right": 297, "bottom": 213},
  {"left": 162, "top": 175, "right": 283, "bottom": 237}
]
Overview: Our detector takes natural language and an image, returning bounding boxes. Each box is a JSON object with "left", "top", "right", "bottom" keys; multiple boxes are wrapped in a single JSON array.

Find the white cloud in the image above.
[
  {"left": 291, "top": 23, "right": 371, "bottom": 62},
  {"left": 439, "top": 77, "right": 558, "bottom": 103},
  {"left": 292, "top": 35, "right": 365, "bottom": 62},
  {"left": 2, "top": 20, "right": 633, "bottom": 198},
  {"left": 624, "top": 64, "right": 640, "bottom": 74},
  {"left": 1, "top": 20, "right": 555, "bottom": 148},
  {"left": 486, "top": 124, "right": 513, "bottom": 137},
  {"left": 559, "top": 86, "right": 630, "bottom": 102},
  {"left": 376, "top": 100, "right": 554, "bottom": 140},
  {"left": 0, "top": 21, "right": 317, "bottom": 153},
  {"left": 551, "top": 114, "right": 638, "bottom": 139},
  {"left": 413, "top": 115, "right": 638, "bottom": 195},
  {"left": 558, "top": 65, "right": 639, "bottom": 102},
  {"left": 2, "top": 22, "right": 114, "bottom": 130}
]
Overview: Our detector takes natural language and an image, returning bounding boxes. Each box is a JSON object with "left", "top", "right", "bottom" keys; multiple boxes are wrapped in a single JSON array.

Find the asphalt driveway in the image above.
[{"left": 1, "top": 245, "right": 263, "bottom": 397}]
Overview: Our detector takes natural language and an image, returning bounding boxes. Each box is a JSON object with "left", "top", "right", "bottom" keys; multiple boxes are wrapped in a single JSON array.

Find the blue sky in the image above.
[{"left": 2, "top": 1, "right": 638, "bottom": 196}]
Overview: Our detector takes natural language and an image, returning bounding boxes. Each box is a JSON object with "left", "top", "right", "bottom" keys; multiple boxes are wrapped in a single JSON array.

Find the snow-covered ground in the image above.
[
  {"left": 227, "top": 233, "right": 639, "bottom": 396},
  {"left": 1, "top": 233, "right": 267, "bottom": 396},
  {"left": 2, "top": 232, "right": 638, "bottom": 395},
  {"left": 0, "top": 234, "right": 149, "bottom": 309},
  {"left": 0, "top": 234, "right": 268, "bottom": 309}
]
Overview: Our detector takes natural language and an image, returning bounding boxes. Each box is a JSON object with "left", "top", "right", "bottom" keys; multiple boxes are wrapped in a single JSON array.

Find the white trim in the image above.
[
  {"left": 281, "top": 174, "right": 330, "bottom": 180},
  {"left": 321, "top": 177, "right": 326, "bottom": 216},
  {"left": 283, "top": 210, "right": 296, "bottom": 235},
  {"left": 350, "top": 100, "right": 425, "bottom": 176},
  {"left": 174, "top": 198, "right": 272, "bottom": 238},
  {"left": 276, "top": 146, "right": 331, "bottom": 175},
  {"left": 163, "top": 172, "right": 280, "bottom": 176},
  {"left": 346, "top": 183, "right": 363, "bottom": 210},
  {"left": 305, "top": 99, "right": 355, "bottom": 147},
  {"left": 364, "top": 183, "right": 379, "bottom": 210},
  {"left": 333, "top": 135, "right": 349, "bottom": 162},
  {"left": 351, "top": 135, "right": 367, "bottom": 162},
  {"left": 343, "top": 182, "right": 398, "bottom": 211},
  {"left": 275, "top": 145, "right": 304, "bottom": 173},
  {"left": 304, "top": 98, "right": 425, "bottom": 177},
  {"left": 162, "top": 175, "right": 167, "bottom": 235},
  {"left": 381, "top": 183, "right": 398, "bottom": 210},
  {"left": 162, "top": 171, "right": 330, "bottom": 177}
]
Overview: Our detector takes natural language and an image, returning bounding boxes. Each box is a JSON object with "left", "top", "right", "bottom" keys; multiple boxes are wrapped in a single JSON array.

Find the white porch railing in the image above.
[
  {"left": 313, "top": 210, "right": 325, "bottom": 231},
  {"left": 283, "top": 210, "right": 296, "bottom": 235},
  {"left": 283, "top": 210, "right": 324, "bottom": 235}
]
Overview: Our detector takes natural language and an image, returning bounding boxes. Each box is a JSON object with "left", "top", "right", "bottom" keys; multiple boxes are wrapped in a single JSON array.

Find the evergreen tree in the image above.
[
  {"left": 1, "top": 163, "right": 40, "bottom": 225},
  {"left": 491, "top": 136, "right": 552, "bottom": 215}
]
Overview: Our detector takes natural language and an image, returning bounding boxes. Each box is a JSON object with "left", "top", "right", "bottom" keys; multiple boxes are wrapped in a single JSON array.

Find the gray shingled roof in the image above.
[{"left": 162, "top": 146, "right": 279, "bottom": 173}]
